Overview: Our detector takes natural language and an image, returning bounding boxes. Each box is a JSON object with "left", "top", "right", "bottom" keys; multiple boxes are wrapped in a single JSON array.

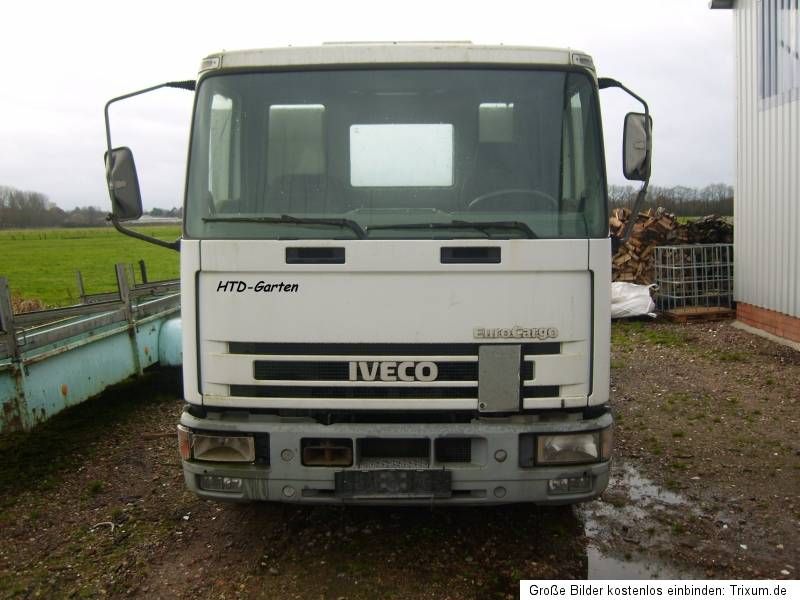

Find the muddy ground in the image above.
[{"left": 0, "top": 320, "right": 797, "bottom": 598}]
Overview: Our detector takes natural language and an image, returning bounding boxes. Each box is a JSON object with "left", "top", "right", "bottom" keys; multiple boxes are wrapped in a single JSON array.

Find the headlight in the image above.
[
  {"left": 520, "top": 427, "right": 612, "bottom": 466},
  {"left": 192, "top": 433, "right": 256, "bottom": 462},
  {"left": 537, "top": 432, "right": 599, "bottom": 464}
]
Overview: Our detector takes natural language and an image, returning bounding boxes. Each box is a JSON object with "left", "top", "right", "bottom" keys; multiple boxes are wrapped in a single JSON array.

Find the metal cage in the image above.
[{"left": 654, "top": 244, "right": 734, "bottom": 311}]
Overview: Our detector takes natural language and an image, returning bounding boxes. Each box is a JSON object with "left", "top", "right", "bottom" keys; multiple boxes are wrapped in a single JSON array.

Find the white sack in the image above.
[{"left": 611, "top": 282, "right": 656, "bottom": 319}]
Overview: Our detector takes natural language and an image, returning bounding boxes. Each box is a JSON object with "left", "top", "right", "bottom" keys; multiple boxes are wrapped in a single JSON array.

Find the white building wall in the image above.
[{"left": 734, "top": 0, "right": 800, "bottom": 318}]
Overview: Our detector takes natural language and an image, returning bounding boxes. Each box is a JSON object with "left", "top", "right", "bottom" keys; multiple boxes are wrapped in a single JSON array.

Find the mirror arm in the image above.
[
  {"left": 621, "top": 179, "right": 650, "bottom": 242},
  {"left": 104, "top": 79, "right": 196, "bottom": 211},
  {"left": 108, "top": 214, "right": 181, "bottom": 251},
  {"left": 597, "top": 77, "right": 649, "bottom": 114},
  {"left": 598, "top": 77, "right": 652, "bottom": 243},
  {"left": 104, "top": 80, "right": 196, "bottom": 168}
]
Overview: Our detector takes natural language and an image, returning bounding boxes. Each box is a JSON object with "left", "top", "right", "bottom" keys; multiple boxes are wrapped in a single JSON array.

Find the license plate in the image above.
[{"left": 335, "top": 469, "right": 452, "bottom": 499}]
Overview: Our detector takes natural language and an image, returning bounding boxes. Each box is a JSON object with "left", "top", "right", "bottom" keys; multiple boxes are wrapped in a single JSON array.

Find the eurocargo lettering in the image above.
[{"left": 102, "top": 42, "right": 652, "bottom": 505}]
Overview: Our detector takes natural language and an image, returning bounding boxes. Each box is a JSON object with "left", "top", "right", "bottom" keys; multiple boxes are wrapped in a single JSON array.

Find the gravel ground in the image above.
[
  {"left": 604, "top": 320, "right": 799, "bottom": 579},
  {"left": 0, "top": 320, "right": 797, "bottom": 598}
]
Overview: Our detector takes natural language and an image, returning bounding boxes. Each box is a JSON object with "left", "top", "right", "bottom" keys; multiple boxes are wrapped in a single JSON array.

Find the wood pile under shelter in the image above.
[{"left": 610, "top": 208, "right": 733, "bottom": 285}]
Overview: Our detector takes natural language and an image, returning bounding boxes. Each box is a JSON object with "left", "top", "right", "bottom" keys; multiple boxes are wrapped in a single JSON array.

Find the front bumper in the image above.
[{"left": 179, "top": 409, "right": 612, "bottom": 506}]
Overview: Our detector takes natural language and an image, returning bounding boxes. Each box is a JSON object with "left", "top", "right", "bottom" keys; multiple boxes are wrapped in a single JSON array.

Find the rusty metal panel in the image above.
[
  {"left": 0, "top": 308, "right": 179, "bottom": 432},
  {"left": 0, "top": 263, "right": 181, "bottom": 433},
  {"left": 20, "top": 310, "right": 127, "bottom": 352},
  {"left": 13, "top": 300, "right": 125, "bottom": 327}
]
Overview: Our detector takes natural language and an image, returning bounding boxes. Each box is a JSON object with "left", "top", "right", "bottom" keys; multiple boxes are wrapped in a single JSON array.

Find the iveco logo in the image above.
[{"left": 348, "top": 361, "right": 438, "bottom": 382}]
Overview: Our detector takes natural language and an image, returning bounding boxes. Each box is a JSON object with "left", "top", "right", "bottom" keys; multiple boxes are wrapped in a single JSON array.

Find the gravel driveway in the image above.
[{"left": 0, "top": 320, "right": 797, "bottom": 598}]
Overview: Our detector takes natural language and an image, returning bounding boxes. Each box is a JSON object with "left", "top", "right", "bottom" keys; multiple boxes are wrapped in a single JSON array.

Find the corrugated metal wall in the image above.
[{"left": 735, "top": 0, "right": 800, "bottom": 318}]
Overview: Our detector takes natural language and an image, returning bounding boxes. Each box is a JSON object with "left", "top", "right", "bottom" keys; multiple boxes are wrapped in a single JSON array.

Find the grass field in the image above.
[
  {"left": 0, "top": 226, "right": 180, "bottom": 306},
  {"left": 0, "top": 217, "right": 733, "bottom": 307},
  {"left": 676, "top": 215, "right": 732, "bottom": 225}
]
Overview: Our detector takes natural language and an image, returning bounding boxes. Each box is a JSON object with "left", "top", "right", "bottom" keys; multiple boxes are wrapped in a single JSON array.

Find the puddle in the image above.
[
  {"left": 587, "top": 546, "right": 691, "bottom": 579},
  {"left": 582, "top": 499, "right": 646, "bottom": 538},
  {"left": 579, "top": 460, "right": 702, "bottom": 579},
  {"left": 617, "top": 462, "right": 685, "bottom": 506}
]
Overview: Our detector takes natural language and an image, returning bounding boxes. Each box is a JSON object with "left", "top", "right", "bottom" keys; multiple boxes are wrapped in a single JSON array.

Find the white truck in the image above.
[{"left": 103, "top": 43, "right": 652, "bottom": 505}]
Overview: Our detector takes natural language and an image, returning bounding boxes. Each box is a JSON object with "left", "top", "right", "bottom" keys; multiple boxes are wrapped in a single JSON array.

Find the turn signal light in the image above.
[{"left": 177, "top": 425, "right": 191, "bottom": 460}]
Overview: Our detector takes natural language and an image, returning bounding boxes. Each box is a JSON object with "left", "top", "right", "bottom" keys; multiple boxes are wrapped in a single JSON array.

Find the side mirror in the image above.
[
  {"left": 104, "top": 147, "right": 143, "bottom": 221},
  {"left": 623, "top": 112, "right": 652, "bottom": 181}
]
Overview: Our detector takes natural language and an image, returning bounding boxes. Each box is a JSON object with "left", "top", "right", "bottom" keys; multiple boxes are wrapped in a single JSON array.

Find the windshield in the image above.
[{"left": 185, "top": 69, "right": 607, "bottom": 239}]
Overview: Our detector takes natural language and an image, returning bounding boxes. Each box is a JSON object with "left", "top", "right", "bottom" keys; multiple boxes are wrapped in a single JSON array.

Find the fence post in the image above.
[
  {"left": 75, "top": 270, "right": 86, "bottom": 304},
  {"left": 0, "top": 278, "right": 20, "bottom": 360},
  {"left": 0, "top": 277, "right": 28, "bottom": 431},
  {"left": 116, "top": 264, "right": 132, "bottom": 320},
  {"left": 138, "top": 259, "right": 148, "bottom": 284},
  {"left": 116, "top": 263, "right": 142, "bottom": 376}
]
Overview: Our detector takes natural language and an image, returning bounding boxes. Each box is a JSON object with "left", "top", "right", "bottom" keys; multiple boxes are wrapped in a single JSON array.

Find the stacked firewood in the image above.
[
  {"left": 610, "top": 209, "right": 733, "bottom": 284},
  {"left": 610, "top": 208, "right": 678, "bottom": 283},
  {"left": 685, "top": 215, "right": 734, "bottom": 244}
]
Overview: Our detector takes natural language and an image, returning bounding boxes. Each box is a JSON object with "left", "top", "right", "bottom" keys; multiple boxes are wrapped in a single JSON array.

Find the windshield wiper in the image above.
[
  {"left": 367, "top": 220, "right": 537, "bottom": 239},
  {"left": 203, "top": 214, "right": 367, "bottom": 239}
]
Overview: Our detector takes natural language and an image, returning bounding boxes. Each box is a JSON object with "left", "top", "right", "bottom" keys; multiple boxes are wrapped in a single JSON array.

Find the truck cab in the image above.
[{"left": 104, "top": 43, "right": 652, "bottom": 504}]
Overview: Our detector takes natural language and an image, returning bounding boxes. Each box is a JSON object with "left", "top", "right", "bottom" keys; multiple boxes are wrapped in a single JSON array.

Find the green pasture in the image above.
[
  {"left": 0, "top": 226, "right": 180, "bottom": 306},
  {"left": 0, "top": 216, "right": 733, "bottom": 307},
  {"left": 676, "top": 215, "right": 732, "bottom": 225}
]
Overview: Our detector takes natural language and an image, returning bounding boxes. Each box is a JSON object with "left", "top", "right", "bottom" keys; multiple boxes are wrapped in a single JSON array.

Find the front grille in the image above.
[
  {"left": 521, "top": 361, "right": 534, "bottom": 380},
  {"left": 254, "top": 360, "right": 478, "bottom": 381},
  {"left": 230, "top": 342, "right": 560, "bottom": 356},
  {"left": 231, "top": 385, "right": 475, "bottom": 399},
  {"left": 222, "top": 341, "right": 563, "bottom": 404},
  {"left": 254, "top": 361, "right": 348, "bottom": 381},
  {"left": 272, "top": 410, "right": 478, "bottom": 423},
  {"left": 521, "top": 385, "right": 560, "bottom": 398}
]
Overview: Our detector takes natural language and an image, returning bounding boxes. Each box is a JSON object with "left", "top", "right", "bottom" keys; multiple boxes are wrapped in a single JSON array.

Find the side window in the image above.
[
  {"left": 562, "top": 91, "right": 586, "bottom": 204},
  {"left": 561, "top": 74, "right": 605, "bottom": 235},
  {"left": 208, "top": 94, "right": 241, "bottom": 210}
]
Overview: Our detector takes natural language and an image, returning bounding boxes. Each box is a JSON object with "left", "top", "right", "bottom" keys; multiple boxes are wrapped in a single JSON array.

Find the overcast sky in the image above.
[{"left": 0, "top": 0, "right": 734, "bottom": 211}]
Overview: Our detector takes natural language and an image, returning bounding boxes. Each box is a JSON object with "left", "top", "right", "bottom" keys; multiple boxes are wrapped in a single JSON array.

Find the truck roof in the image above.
[{"left": 200, "top": 43, "right": 595, "bottom": 73}]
